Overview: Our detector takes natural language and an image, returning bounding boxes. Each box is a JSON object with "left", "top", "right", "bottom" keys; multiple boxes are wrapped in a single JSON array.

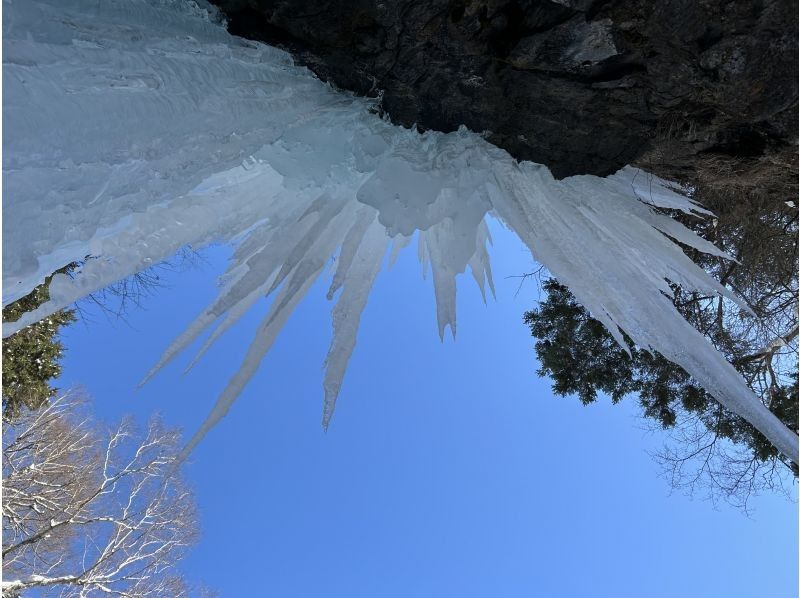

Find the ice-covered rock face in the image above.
[{"left": 3, "top": 0, "right": 797, "bottom": 463}]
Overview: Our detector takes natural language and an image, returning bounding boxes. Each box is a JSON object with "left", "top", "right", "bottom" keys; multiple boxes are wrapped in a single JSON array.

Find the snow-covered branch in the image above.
[{"left": 2, "top": 393, "right": 198, "bottom": 596}]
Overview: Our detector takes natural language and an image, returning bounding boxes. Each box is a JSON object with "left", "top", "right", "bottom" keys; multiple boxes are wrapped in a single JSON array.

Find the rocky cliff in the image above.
[{"left": 210, "top": 0, "right": 798, "bottom": 180}]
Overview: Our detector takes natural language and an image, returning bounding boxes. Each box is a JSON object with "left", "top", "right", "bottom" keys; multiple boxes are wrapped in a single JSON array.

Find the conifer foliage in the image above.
[{"left": 2, "top": 268, "right": 76, "bottom": 421}]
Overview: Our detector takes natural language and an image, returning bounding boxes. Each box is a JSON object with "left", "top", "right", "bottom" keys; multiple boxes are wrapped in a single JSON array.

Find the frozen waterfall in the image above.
[{"left": 3, "top": 0, "right": 797, "bottom": 463}]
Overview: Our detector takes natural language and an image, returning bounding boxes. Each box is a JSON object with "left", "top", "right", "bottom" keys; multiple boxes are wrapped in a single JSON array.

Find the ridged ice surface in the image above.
[{"left": 3, "top": 0, "right": 797, "bottom": 461}]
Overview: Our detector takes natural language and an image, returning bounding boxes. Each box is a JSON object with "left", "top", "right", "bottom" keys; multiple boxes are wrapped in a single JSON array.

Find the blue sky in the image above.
[{"left": 58, "top": 221, "right": 798, "bottom": 597}]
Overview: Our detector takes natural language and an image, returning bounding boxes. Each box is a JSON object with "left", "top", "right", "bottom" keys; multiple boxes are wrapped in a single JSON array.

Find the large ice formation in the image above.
[{"left": 3, "top": 0, "right": 797, "bottom": 462}]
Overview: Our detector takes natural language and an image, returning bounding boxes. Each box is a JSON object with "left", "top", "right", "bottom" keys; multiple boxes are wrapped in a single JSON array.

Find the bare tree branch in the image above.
[{"left": 2, "top": 393, "right": 199, "bottom": 597}]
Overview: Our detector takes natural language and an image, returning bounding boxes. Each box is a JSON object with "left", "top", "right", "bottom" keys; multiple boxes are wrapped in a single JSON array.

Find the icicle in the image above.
[
  {"left": 424, "top": 222, "right": 460, "bottom": 341},
  {"left": 183, "top": 280, "right": 273, "bottom": 374},
  {"left": 264, "top": 194, "right": 349, "bottom": 297},
  {"left": 468, "top": 220, "right": 495, "bottom": 303},
  {"left": 326, "top": 206, "right": 376, "bottom": 300},
  {"left": 322, "top": 219, "right": 389, "bottom": 428},
  {"left": 417, "top": 233, "right": 430, "bottom": 281},
  {"left": 178, "top": 257, "right": 326, "bottom": 462},
  {"left": 388, "top": 234, "right": 412, "bottom": 269}
]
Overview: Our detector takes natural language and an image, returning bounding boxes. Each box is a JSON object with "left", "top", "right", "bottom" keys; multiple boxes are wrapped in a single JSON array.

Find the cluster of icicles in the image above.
[{"left": 3, "top": 0, "right": 797, "bottom": 462}]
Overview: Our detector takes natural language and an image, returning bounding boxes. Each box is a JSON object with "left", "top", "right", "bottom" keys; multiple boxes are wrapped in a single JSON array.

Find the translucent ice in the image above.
[{"left": 3, "top": 0, "right": 796, "bottom": 463}]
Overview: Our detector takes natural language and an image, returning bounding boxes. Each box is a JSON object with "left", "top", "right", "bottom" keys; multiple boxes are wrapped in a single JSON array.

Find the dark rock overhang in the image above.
[{"left": 209, "top": 0, "right": 798, "bottom": 180}]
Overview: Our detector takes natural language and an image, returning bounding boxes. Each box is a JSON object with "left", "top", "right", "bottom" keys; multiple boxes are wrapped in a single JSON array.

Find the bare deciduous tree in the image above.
[{"left": 2, "top": 393, "right": 198, "bottom": 596}]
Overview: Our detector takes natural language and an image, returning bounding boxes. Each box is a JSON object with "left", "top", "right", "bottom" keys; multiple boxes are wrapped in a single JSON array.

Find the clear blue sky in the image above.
[{"left": 58, "top": 221, "right": 798, "bottom": 597}]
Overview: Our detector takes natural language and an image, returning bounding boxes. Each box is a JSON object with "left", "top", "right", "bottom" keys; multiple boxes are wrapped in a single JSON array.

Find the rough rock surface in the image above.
[{"left": 210, "top": 0, "right": 798, "bottom": 179}]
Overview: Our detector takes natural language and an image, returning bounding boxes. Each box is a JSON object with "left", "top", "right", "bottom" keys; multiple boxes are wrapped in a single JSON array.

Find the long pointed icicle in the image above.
[
  {"left": 178, "top": 260, "right": 325, "bottom": 462},
  {"left": 322, "top": 219, "right": 389, "bottom": 428},
  {"left": 468, "top": 220, "right": 495, "bottom": 303}
]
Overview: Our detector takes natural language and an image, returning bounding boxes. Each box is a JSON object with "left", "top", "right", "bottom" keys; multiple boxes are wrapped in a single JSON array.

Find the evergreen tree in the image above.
[
  {"left": 524, "top": 280, "right": 798, "bottom": 462},
  {"left": 524, "top": 189, "right": 798, "bottom": 506},
  {"left": 2, "top": 268, "right": 76, "bottom": 421}
]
